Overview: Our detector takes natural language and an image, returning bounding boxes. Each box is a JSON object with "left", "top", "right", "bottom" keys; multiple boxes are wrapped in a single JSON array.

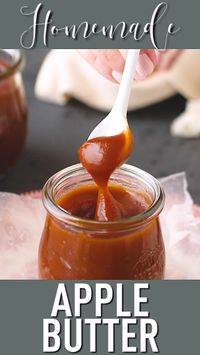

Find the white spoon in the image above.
[{"left": 88, "top": 49, "right": 140, "bottom": 140}]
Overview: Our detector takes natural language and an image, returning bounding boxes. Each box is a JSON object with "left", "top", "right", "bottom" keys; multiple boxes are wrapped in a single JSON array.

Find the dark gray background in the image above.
[
  {"left": 0, "top": 281, "right": 200, "bottom": 355},
  {"left": 0, "top": 0, "right": 199, "bottom": 48},
  {"left": 1, "top": 49, "right": 200, "bottom": 202}
]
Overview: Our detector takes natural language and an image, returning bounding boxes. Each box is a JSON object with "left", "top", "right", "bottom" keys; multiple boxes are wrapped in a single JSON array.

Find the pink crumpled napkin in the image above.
[{"left": 0, "top": 172, "right": 199, "bottom": 279}]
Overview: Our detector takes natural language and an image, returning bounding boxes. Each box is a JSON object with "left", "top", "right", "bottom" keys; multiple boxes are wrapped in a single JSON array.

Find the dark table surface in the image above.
[{"left": 1, "top": 49, "right": 200, "bottom": 203}]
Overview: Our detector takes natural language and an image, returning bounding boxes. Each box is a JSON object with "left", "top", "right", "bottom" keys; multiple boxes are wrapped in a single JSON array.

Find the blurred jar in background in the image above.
[{"left": 0, "top": 49, "right": 27, "bottom": 176}]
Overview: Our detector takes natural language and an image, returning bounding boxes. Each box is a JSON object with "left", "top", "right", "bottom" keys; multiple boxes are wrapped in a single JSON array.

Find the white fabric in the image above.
[
  {"left": 35, "top": 50, "right": 200, "bottom": 111},
  {"left": 35, "top": 49, "right": 175, "bottom": 111},
  {"left": 35, "top": 50, "right": 200, "bottom": 138},
  {"left": 171, "top": 99, "right": 200, "bottom": 138}
]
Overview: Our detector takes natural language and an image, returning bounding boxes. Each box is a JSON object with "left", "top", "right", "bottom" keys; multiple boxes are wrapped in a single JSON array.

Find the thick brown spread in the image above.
[
  {"left": 58, "top": 183, "right": 149, "bottom": 221},
  {"left": 0, "top": 57, "right": 27, "bottom": 174},
  {"left": 39, "top": 114, "right": 165, "bottom": 280},
  {"left": 78, "top": 128, "right": 134, "bottom": 221}
]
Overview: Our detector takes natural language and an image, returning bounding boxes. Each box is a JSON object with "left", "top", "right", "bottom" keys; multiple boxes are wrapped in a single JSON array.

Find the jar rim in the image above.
[
  {"left": 43, "top": 164, "right": 165, "bottom": 231},
  {"left": 0, "top": 49, "right": 24, "bottom": 80}
]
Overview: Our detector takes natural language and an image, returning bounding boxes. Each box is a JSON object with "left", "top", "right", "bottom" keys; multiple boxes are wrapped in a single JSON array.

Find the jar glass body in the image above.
[
  {"left": 39, "top": 164, "right": 165, "bottom": 280},
  {"left": 0, "top": 49, "right": 27, "bottom": 175}
]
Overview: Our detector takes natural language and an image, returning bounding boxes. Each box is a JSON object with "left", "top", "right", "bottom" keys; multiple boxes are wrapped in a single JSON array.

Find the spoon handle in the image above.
[{"left": 113, "top": 49, "right": 140, "bottom": 117}]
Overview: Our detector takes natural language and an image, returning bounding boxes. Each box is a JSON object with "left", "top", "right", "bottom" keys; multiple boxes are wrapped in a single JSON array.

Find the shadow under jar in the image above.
[
  {"left": 0, "top": 49, "right": 27, "bottom": 176},
  {"left": 39, "top": 164, "right": 165, "bottom": 280}
]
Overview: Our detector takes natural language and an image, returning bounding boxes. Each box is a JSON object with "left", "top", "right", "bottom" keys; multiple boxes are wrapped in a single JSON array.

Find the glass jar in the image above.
[
  {"left": 39, "top": 164, "right": 165, "bottom": 280},
  {"left": 0, "top": 49, "right": 27, "bottom": 175}
]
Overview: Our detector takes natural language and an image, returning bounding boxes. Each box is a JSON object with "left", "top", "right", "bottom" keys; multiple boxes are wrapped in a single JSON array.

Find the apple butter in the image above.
[
  {"left": 78, "top": 128, "right": 134, "bottom": 221},
  {"left": 39, "top": 89, "right": 165, "bottom": 280},
  {"left": 0, "top": 50, "right": 27, "bottom": 175},
  {"left": 39, "top": 164, "right": 165, "bottom": 280}
]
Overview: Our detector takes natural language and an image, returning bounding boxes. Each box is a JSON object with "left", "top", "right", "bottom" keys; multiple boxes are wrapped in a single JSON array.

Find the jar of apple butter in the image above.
[
  {"left": 39, "top": 164, "right": 165, "bottom": 280},
  {"left": 0, "top": 49, "right": 27, "bottom": 175}
]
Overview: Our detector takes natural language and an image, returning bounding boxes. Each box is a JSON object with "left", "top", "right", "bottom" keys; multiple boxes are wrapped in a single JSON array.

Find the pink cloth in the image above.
[{"left": 0, "top": 173, "right": 200, "bottom": 279}]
